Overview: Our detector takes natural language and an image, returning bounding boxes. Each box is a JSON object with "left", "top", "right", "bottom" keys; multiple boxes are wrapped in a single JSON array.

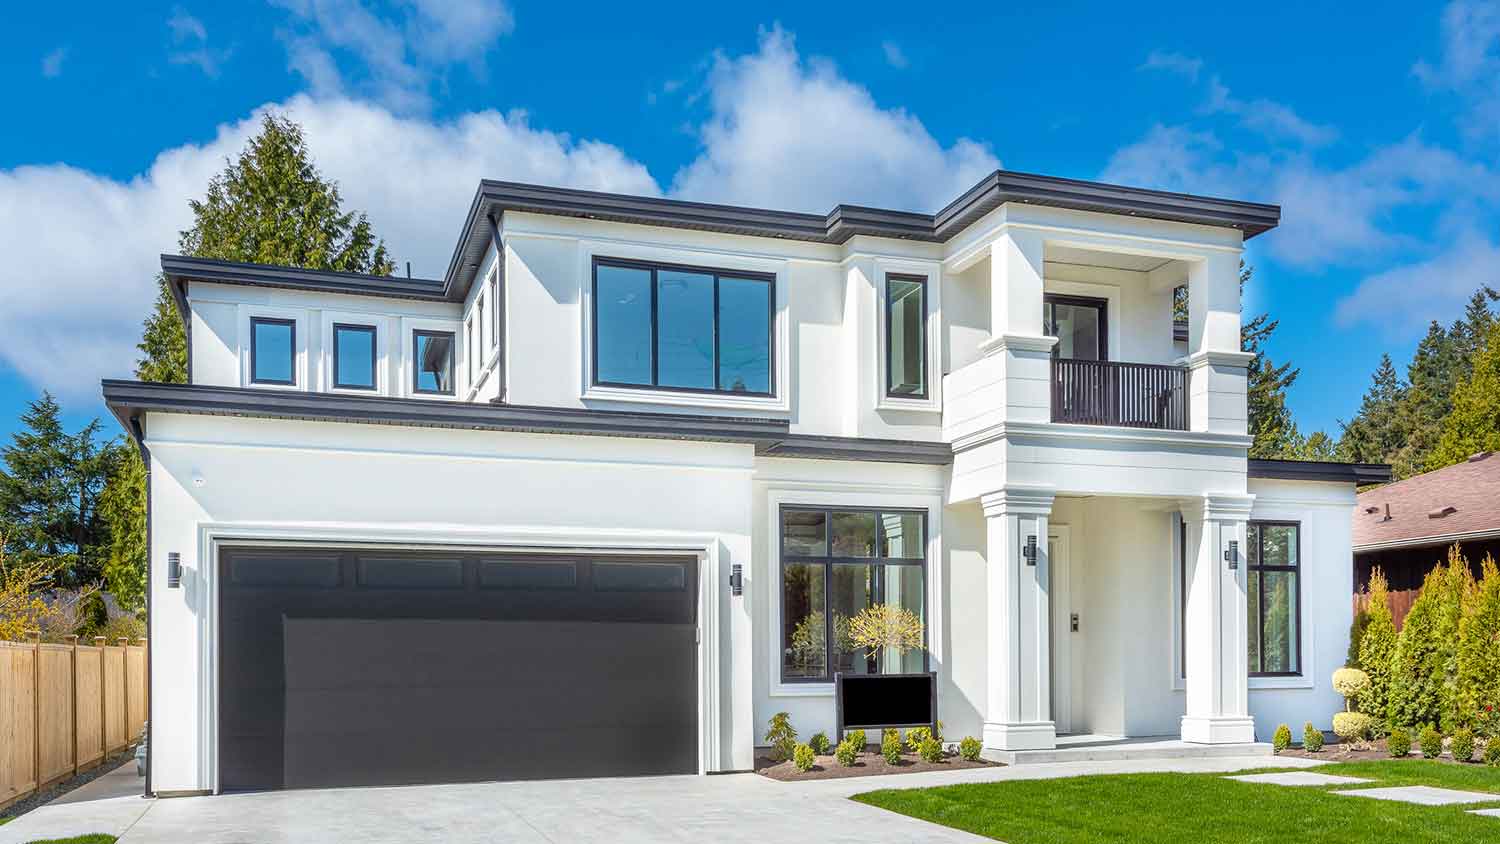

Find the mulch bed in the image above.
[
  {"left": 756, "top": 747, "right": 998, "bottom": 781},
  {"left": 0, "top": 745, "right": 138, "bottom": 824},
  {"left": 1278, "top": 737, "right": 1483, "bottom": 764}
]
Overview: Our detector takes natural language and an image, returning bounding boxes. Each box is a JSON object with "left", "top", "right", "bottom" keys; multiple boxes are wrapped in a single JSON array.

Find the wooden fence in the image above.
[
  {"left": 0, "top": 635, "right": 147, "bottom": 812},
  {"left": 1352, "top": 588, "right": 1420, "bottom": 630}
]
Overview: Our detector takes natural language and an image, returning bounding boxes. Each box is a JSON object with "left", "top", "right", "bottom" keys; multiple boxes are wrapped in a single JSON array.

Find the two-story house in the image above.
[{"left": 104, "top": 170, "right": 1390, "bottom": 795}]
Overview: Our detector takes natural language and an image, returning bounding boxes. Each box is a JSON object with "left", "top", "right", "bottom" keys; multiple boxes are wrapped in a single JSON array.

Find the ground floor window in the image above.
[
  {"left": 1248, "top": 521, "right": 1301, "bottom": 676},
  {"left": 780, "top": 506, "right": 926, "bottom": 682}
]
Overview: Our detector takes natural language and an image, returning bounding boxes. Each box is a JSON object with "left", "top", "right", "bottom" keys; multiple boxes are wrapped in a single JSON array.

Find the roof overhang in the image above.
[
  {"left": 1247, "top": 458, "right": 1392, "bottom": 486},
  {"left": 1354, "top": 527, "right": 1500, "bottom": 554},
  {"left": 102, "top": 380, "right": 955, "bottom": 465}
]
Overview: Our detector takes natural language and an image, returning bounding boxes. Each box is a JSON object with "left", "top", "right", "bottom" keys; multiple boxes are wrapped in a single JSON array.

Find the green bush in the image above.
[
  {"left": 905, "top": 726, "right": 933, "bottom": 752},
  {"left": 1347, "top": 608, "right": 1371, "bottom": 669},
  {"left": 808, "top": 732, "right": 830, "bottom": 755},
  {"left": 765, "top": 712, "right": 797, "bottom": 762},
  {"left": 1420, "top": 724, "right": 1444, "bottom": 759},
  {"left": 1485, "top": 737, "right": 1500, "bottom": 767},
  {"left": 835, "top": 737, "right": 860, "bottom": 767},
  {"left": 882, "top": 728, "right": 900, "bottom": 746},
  {"left": 1388, "top": 726, "right": 1412, "bottom": 757},
  {"left": 918, "top": 737, "right": 944, "bottom": 763},
  {"left": 1332, "top": 712, "right": 1376, "bottom": 745},
  {"left": 1451, "top": 727, "right": 1476, "bottom": 762},
  {"left": 846, "top": 729, "right": 867, "bottom": 751},
  {"left": 1389, "top": 559, "right": 1469, "bottom": 732},
  {"left": 881, "top": 732, "right": 902, "bottom": 765},
  {"left": 959, "top": 736, "right": 982, "bottom": 762},
  {"left": 1302, "top": 722, "right": 1324, "bottom": 752},
  {"left": 1357, "top": 569, "right": 1398, "bottom": 723},
  {"left": 793, "top": 743, "right": 815, "bottom": 772},
  {"left": 1272, "top": 723, "right": 1292, "bottom": 754},
  {"left": 1458, "top": 557, "right": 1500, "bottom": 733}
]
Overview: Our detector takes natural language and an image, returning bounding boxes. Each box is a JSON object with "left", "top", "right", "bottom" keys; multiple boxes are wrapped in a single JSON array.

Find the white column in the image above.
[
  {"left": 1181, "top": 493, "right": 1256, "bottom": 744},
  {"left": 980, "top": 486, "right": 1056, "bottom": 751},
  {"left": 988, "top": 229, "right": 1046, "bottom": 340},
  {"left": 1185, "top": 252, "right": 1253, "bottom": 434},
  {"left": 974, "top": 231, "right": 1056, "bottom": 426}
]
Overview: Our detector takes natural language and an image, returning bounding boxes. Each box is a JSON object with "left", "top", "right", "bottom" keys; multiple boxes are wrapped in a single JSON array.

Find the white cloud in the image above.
[
  {"left": 1141, "top": 50, "right": 1202, "bottom": 81},
  {"left": 41, "top": 47, "right": 68, "bottom": 78},
  {"left": 271, "top": 0, "right": 513, "bottom": 112},
  {"left": 1203, "top": 77, "right": 1338, "bottom": 147},
  {"left": 671, "top": 27, "right": 998, "bottom": 213},
  {"left": 881, "top": 41, "right": 909, "bottom": 69},
  {"left": 167, "top": 7, "right": 208, "bottom": 42},
  {"left": 1335, "top": 234, "right": 1500, "bottom": 336},
  {"left": 0, "top": 95, "right": 654, "bottom": 401},
  {"left": 1413, "top": 0, "right": 1500, "bottom": 140},
  {"left": 167, "top": 7, "right": 232, "bottom": 77}
]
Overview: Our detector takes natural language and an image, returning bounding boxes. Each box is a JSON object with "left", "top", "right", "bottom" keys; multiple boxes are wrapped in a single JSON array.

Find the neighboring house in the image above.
[
  {"left": 103, "top": 170, "right": 1391, "bottom": 796},
  {"left": 1354, "top": 451, "right": 1500, "bottom": 627}
]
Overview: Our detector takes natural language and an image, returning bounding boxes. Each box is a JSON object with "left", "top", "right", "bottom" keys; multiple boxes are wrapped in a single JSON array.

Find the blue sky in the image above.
[{"left": 3, "top": 0, "right": 1498, "bottom": 445}]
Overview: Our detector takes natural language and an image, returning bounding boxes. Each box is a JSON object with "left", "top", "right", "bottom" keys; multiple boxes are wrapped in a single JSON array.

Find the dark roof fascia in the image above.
[
  {"left": 100, "top": 380, "right": 953, "bottom": 464},
  {"left": 442, "top": 171, "right": 1283, "bottom": 300},
  {"left": 1248, "top": 458, "right": 1392, "bottom": 486},
  {"left": 161, "top": 254, "right": 450, "bottom": 303}
]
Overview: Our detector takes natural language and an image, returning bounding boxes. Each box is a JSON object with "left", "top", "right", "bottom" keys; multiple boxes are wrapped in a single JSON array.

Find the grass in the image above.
[
  {"left": 852, "top": 761, "right": 1500, "bottom": 843},
  {"left": 22, "top": 837, "right": 116, "bottom": 844}
]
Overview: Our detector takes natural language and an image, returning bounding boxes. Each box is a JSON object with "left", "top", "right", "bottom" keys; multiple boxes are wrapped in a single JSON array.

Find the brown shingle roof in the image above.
[{"left": 1354, "top": 452, "right": 1500, "bottom": 550}]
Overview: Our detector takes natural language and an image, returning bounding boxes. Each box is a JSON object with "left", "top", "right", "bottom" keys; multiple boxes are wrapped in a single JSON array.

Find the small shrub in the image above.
[
  {"left": 1332, "top": 667, "right": 1371, "bottom": 705},
  {"left": 1451, "top": 727, "right": 1476, "bottom": 762},
  {"left": 905, "top": 726, "right": 933, "bottom": 752},
  {"left": 918, "top": 736, "right": 944, "bottom": 763},
  {"left": 959, "top": 736, "right": 982, "bottom": 761},
  {"left": 1332, "top": 712, "right": 1376, "bottom": 745},
  {"left": 808, "top": 732, "right": 830, "bottom": 755},
  {"left": 1272, "top": 723, "right": 1293, "bottom": 754},
  {"left": 765, "top": 712, "right": 797, "bottom": 762},
  {"left": 1485, "top": 737, "right": 1500, "bottom": 767},
  {"left": 846, "top": 729, "right": 867, "bottom": 751},
  {"left": 835, "top": 737, "right": 860, "bottom": 767},
  {"left": 1388, "top": 726, "right": 1412, "bottom": 757},
  {"left": 882, "top": 728, "right": 901, "bottom": 746},
  {"left": 881, "top": 732, "right": 902, "bottom": 765},
  {"left": 792, "top": 743, "right": 815, "bottom": 772},
  {"left": 1302, "top": 722, "right": 1324, "bottom": 752},
  {"left": 1420, "top": 724, "right": 1444, "bottom": 759}
]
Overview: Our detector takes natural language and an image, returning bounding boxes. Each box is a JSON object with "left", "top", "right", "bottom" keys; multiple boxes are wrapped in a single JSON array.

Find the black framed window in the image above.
[
  {"left": 780, "top": 506, "right": 927, "bottom": 683},
  {"left": 250, "top": 317, "right": 295, "bottom": 385},
  {"left": 592, "top": 257, "right": 773, "bottom": 396},
  {"left": 886, "top": 274, "right": 927, "bottom": 398},
  {"left": 332, "top": 323, "right": 377, "bottom": 390},
  {"left": 1248, "top": 521, "right": 1301, "bottom": 676},
  {"left": 1044, "top": 294, "right": 1107, "bottom": 361},
  {"left": 412, "top": 330, "right": 455, "bottom": 395}
]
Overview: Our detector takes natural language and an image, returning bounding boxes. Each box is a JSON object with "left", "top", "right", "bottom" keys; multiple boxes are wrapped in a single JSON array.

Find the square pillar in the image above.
[
  {"left": 1184, "top": 252, "right": 1253, "bottom": 435},
  {"left": 1181, "top": 493, "right": 1256, "bottom": 744},
  {"left": 980, "top": 486, "right": 1056, "bottom": 751},
  {"left": 975, "top": 230, "right": 1057, "bottom": 425}
]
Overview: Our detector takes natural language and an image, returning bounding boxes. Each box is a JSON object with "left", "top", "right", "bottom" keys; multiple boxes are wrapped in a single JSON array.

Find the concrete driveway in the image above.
[{"left": 0, "top": 754, "right": 1311, "bottom": 844}]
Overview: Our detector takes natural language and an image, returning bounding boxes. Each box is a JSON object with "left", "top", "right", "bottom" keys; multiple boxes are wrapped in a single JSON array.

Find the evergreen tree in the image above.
[
  {"left": 1239, "top": 264, "right": 1318, "bottom": 459},
  {"left": 1357, "top": 568, "right": 1397, "bottom": 724},
  {"left": 1430, "top": 319, "right": 1500, "bottom": 469},
  {"left": 1391, "top": 321, "right": 1466, "bottom": 477},
  {"left": 100, "top": 113, "right": 397, "bottom": 612},
  {"left": 1339, "top": 355, "right": 1405, "bottom": 465},
  {"left": 1457, "top": 556, "right": 1500, "bottom": 733},
  {"left": 1388, "top": 560, "right": 1465, "bottom": 729}
]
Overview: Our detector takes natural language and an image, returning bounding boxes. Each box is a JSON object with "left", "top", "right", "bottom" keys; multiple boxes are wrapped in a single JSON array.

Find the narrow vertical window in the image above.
[
  {"left": 250, "top": 317, "right": 295, "bottom": 385},
  {"left": 413, "top": 330, "right": 455, "bottom": 395},
  {"left": 1248, "top": 522, "right": 1301, "bottom": 676},
  {"left": 478, "top": 296, "right": 487, "bottom": 357},
  {"left": 332, "top": 324, "right": 377, "bottom": 390},
  {"left": 885, "top": 275, "right": 927, "bottom": 398}
]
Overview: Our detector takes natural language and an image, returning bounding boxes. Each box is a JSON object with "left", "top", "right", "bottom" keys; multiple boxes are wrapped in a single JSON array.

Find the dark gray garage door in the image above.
[{"left": 218, "top": 546, "right": 698, "bottom": 791}]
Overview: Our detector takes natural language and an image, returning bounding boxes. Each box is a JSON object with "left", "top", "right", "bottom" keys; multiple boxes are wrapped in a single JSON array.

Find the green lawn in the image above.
[
  {"left": 852, "top": 761, "right": 1500, "bottom": 843},
  {"left": 22, "top": 837, "right": 115, "bottom": 844}
]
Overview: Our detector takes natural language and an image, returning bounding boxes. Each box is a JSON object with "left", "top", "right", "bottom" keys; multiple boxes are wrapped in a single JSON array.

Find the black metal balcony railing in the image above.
[{"left": 1050, "top": 358, "right": 1188, "bottom": 430}]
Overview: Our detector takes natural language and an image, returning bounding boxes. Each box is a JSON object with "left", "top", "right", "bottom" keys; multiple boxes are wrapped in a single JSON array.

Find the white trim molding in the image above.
[{"left": 874, "top": 256, "right": 944, "bottom": 414}]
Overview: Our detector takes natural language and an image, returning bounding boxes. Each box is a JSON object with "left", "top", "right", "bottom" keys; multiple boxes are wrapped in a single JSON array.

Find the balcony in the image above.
[{"left": 1050, "top": 358, "right": 1188, "bottom": 431}]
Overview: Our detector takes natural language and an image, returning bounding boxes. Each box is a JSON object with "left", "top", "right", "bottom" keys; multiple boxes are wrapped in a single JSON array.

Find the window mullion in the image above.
[
  {"left": 822, "top": 561, "right": 833, "bottom": 682},
  {"left": 712, "top": 274, "right": 721, "bottom": 392},
  {"left": 649, "top": 268, "right": 659, "bottom": 387}
]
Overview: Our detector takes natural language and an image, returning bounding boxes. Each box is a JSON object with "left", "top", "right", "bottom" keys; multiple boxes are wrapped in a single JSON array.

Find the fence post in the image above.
[
  {"left": 30, "top": 630, "right": 41, "bottom": 797},
  {"left": 66, "top": 634, "right": 79, "bottom": 777},
  {"left": 117, "top": 638, "right": 130, "bottom": 746},
  {"left": 94, "top": 636, "right": 107, "bottom": 758}
]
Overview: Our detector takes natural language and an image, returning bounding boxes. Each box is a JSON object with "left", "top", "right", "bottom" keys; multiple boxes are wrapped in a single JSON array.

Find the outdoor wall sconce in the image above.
[
  {"left": 1023, "top": 535, "right": 1038, "bottom": 566},
  {"left": 1225, "top": 540, "right": 1239, "bottom": 570},
  {"left": 729, "top": 563, "right": 743, "bottom": 596},
  {"left": 167, "top": 551, "right": 182, "bottom": 588}
]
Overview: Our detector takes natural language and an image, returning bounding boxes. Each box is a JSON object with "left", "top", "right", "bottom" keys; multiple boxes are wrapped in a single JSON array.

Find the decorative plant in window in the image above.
[
  {"left": 846, "top": 603, "right": 925, "bottom": 661},
  {"left": 789, "top": 611, "right": 854, "bottom": 671}
]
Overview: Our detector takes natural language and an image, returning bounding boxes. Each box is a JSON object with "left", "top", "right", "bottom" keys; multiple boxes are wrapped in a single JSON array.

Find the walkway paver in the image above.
[
  {"left": 1469, "top": 808, "right": 1500, "bottom": 818},
  {"left": 1336, "top": 785, "right": 1500, "bottom": 806},
  {"left": 0, "top": 761, "right": 150, "bottom": 844},
  {"left": 1226, "top": 771, "right": 1372, "bottom": 787}
]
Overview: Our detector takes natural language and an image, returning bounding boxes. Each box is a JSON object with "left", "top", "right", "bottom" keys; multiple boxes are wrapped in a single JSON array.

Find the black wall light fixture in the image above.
[
  {"left": 1225, "top": 540, "right": 1239, "bottom": 570},
  {"left": 1023, "top": 535, "right": 1038, "bottom": 566},
  {"left": 729, "top": 563, "right": 743, "bottom": 596},
  {"left": 167, "top": 552, "right": 183, "bottom": 588}
]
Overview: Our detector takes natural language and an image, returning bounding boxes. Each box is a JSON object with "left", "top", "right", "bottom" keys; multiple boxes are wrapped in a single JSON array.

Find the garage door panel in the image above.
[{"left": 219, "top": 548, "right": 699, "bottom": 791}]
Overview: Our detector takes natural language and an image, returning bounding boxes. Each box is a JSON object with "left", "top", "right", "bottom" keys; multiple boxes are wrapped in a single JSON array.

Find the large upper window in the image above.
[
  {"left": 1044, "top": 294, "right": 1107, "bottom": 361},
  {"left": 250, "top": 317, "right": 295, "bottom": 385},
  {"left": 780, "top": 506, "right": 926, "bottom": 683},
  {"left": 412, "top": 330, "right": 455, "bottom": 395},
  {"left": 592, "top": 258, "right": 773, "bottom": 396},
  {"left": 1248, "top": 521, "right": 1300, "bottom": 676},
  {"left": 886, "top": 274, "right": 927, "bottom": 398},
  {"left": 332, "top": 323, "right": 377, "bottom": 390}
]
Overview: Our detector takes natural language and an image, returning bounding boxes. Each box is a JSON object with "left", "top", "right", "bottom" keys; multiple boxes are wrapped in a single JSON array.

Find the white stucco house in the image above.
[{"left": 105, "top": 170, "right": 1390, "bottom": 795}]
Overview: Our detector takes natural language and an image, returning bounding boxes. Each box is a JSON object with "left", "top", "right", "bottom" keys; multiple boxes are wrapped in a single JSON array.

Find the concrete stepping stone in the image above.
[
  {"left": 1470, "top": 809, "right": 1500, "bottom": 818},
  {"left": 1226, "top": 772, "right": 1373, "bottom": 787},
  {"left": 1336, "top": 786, "right": 1500, "bottom": 806}
]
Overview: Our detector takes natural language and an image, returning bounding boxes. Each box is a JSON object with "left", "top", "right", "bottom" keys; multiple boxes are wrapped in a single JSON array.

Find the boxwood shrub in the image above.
[{"left": 1388, "top": 726, "right": 1412, "bottom": 757}]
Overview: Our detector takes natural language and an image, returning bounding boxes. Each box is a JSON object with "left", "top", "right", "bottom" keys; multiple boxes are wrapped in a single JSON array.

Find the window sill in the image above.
[
  {"left": 583, "top": 383, "right": 790, "bottom": 414},
  {"left": 876, "top": 393, "right": 941, "bottom": 414},
  {"left": 1250, "top": 675, "right": 1314, "bottom": 691},
  {"left": 770, "top": 682, "right": 835, "bottom": 698}
]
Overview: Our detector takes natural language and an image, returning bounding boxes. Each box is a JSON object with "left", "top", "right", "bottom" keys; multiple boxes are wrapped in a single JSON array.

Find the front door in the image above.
[{"left": 1049, "top": 528, "right": 1077, "bottom": 734}]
